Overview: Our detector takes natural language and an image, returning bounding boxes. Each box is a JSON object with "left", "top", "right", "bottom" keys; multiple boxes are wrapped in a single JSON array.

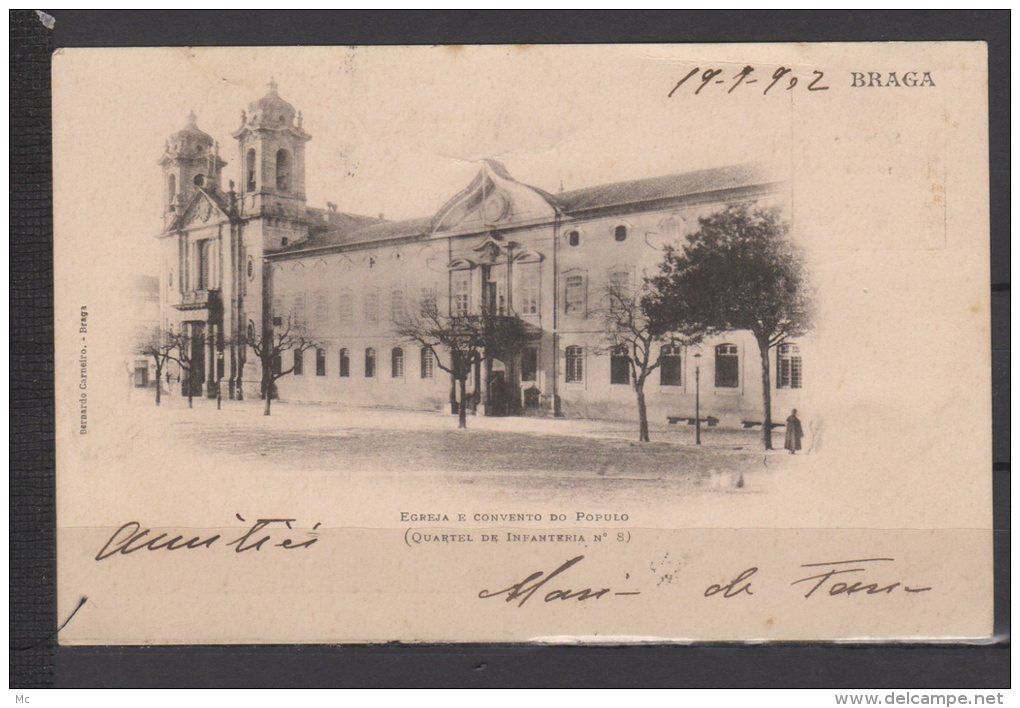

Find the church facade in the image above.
[{"left": 157, "top": 82, "right": 806, "bottom": 426}]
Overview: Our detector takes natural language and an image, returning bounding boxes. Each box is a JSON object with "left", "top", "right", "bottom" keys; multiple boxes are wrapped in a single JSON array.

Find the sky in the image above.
[{"left": 53, "top": 45, "right": 794, "bottom": 277}]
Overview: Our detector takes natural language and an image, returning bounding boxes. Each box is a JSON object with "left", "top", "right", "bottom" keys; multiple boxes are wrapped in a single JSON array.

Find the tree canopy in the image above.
[{"left": 644, "top": 203, "right": 812, "bottom": 347}]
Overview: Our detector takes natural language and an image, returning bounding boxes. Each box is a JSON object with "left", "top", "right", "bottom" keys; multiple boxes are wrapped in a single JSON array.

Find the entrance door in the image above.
[{"left": 488, "top": 370, "right": 508, "bottom": 416}]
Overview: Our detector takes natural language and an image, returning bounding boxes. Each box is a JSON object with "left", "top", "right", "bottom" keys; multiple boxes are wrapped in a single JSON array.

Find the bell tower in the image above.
[
  {"left": 232, "top": 79, "right": 311, "bottom": 225},
  {"left": 159, "top": 111, "right": 226, "bottom": 230}
]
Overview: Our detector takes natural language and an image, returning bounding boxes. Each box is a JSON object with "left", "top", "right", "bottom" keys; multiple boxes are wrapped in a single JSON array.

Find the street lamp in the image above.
[
  {"left": 693, "top": 351, "right": 702, "bottom": 445},
  {"left": 216, "top": 350, "right": 224, "bottom": 410}
]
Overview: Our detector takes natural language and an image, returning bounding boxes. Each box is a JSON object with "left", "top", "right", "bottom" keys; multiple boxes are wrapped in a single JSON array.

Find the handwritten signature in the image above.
[
  {"left": 94, "top": 514, "right": 322, "bottom": 561},
  {"left": 478, "top": 555, "right": 641, "bottom": 607},
  {"left": 480, "top": 556, "right": 933, "bottom": 607}
]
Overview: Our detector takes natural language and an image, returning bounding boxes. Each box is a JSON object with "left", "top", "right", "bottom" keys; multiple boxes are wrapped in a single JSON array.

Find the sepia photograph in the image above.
[{"left": 50, "top": 43, "right": 992, "bottom": 645}]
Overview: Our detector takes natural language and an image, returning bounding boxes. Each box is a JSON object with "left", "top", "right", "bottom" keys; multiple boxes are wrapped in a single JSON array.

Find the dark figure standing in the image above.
[{"left": 784, "top": 409, "right": 804, "bottom": 454}]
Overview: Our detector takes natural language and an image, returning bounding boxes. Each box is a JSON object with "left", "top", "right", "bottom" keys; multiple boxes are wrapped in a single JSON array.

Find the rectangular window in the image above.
[
  {"left": 564, "top": 274, "right": 585, "bottom": 315},
  {"left": 420, "top": 286, "right": 437, "bottom": 315},
  {"left": 293, "top": 349, "right": 304, "bottom": 376},
  {"left": 391, "top": 289, "right": 406, "bottom": 322},
  {"left": 660, "top": 345, "right": 683, "bottom": 386},
  {"left": 197, "top": 240, "right": 210, "bottom": 290},
  {"left": 313, "top": 291, "right": 328, "bottom": 327},
  {"left": 271, "top": 296, "right": 283, "bottom": 327},
  {"left": 609, "top": 270, "right": 630, "bottom": 295},
  {"left": 518, "top": 265, "right": 539, "bottom": 315},
  {"left": 364, "top": 292, "right": 379, "bottom": 324},
  {"left": 292, "top": 293, "right": 306, "bottom": 326},
  {"left": 777, "top": 343, "right": 803, "bottom": 389},
  {"left": 420, "top": 347, "right": 435, "bottom": 379},
  {"left": 452, "top": 271, "right": 471, "bottom": 316},
  {"left": 715, "top": 344, "right": 739, "bottom": 388},
  {"left": 565, "top": 346, "right": 584, "bottom": 383},
  {"left": 610, "top": 347, "right": 630, "bottom": 385},
  {"left": 608, "top": 270, "right": 630, "bottom": 313},
  {"left": 521, "top": 347, "right": 538, "bottom": 382},
  {"left": 315, "top": 347, "right": 326, "bottom": 376},
  {"left": 337, "top": 290, "right": 353, "bottom": 324}
]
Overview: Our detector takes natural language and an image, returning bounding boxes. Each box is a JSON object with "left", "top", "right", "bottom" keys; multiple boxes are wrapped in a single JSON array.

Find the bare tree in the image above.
[
  {"left": 395, "top": 300, "right": 528, "bottom": 429},
  {"left": 597, "top": 281, "right": 694, "bottom": 443},
  {"left": 644, "top": 203, "right": 814, "bottom": 449},
  {"left": 241, "top": 313, "right": 318, "bottom": 416},
  {"left": 165, "top": 328, "right": 199, "bottom": 409},
  {"left": 134, "top": 326, "right": 176, "bottom": 406}
]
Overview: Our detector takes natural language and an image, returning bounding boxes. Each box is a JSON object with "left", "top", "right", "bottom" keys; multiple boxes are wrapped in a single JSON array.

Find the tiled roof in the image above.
[
  {"left": 272, "top": 162, "right": 773, "bottom": 256},
  {"left": 553, "top": 163, "right": 772, "bottom": 213},
  {"left": 276, "top": 214, "right": 432, "bottom": 255}
]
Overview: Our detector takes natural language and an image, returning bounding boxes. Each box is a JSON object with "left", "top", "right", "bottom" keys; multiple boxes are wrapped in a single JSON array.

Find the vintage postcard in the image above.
[{"left": 52, "top": 43, "right": 992, "bottom": 644}]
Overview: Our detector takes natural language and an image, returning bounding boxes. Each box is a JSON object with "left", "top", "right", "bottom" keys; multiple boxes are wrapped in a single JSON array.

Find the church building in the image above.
[{"left": 157, "top": 81, "right": 805, "bottom": 426}]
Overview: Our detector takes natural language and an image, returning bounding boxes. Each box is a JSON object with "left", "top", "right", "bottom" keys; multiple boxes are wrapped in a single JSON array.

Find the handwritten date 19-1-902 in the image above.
[{"left": 669, "top": 65, "right": 830, "bottom": 97}]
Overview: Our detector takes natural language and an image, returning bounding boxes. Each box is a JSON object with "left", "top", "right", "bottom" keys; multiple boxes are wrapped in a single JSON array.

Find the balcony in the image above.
[{"left": 174, "top": 288, "right": 221, "bottom": 314}]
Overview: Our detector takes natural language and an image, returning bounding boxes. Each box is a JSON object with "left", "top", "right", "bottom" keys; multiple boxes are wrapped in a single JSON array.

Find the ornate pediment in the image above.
[
  {"left": 173, "top": 190, "right": 231, "bottom": 231},
  {"left": 473, "top": 236, "right": 503, "bottom": 264},
  {"left": 430, "top": 159, "right": 558, "bottom": 236}
]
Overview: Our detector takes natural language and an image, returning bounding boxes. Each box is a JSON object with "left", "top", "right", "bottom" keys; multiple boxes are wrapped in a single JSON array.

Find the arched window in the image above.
[
  {"left": 610, "top": 345, "right": 630, "bottom": 385},
  {"left": 315, "top": 348, "right": 326, "bottom": 376},
  {"left": 245, "top": 148, "right": 257, "bottom": 192},
  {"left": 614, "top": 224, "right": 628, "bottom": 242},
  {"left": 338, "top": 348, "right": 350, "bottom": 377},
  {"left": 777, "top": 343, "right": 803, "bottom": 389},
  {"left": 293, "top": 348, "right": 304, "bottom": 376},
  {"left": 565, "top": 345, "right": 584, "bottom": 383},
  {"left": 167, "top": 174, "right": 176, "bottom": 208},
  {"left": 660, "top": 344, "right": 683, "bottom": 386},
  {"left": 391, "top": 347, "right": 404, "bottom": 378},
  {"left": 567, "top": 229, "right": 581, "bottom": 247},
  {"left": 715, "top": 344, "right": 739, "bottom": 388},
  {"left": 275, "top": 149, "right": 291, "bottom": 191},
  {"left": 364, "top": 347, "right": 376, "bottom": 378},
  {"left": 420, "top": 348, "right": 435, "bottom": 379}
]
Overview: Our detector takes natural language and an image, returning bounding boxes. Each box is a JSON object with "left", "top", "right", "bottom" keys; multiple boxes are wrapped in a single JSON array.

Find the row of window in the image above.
[
  {"left": 564, "top": 343, "right": 803, "bottom": 389},
  {"left": 280, "top": 266, "right": 642, "bottom": 325},
  {"left": 278, "top": 287, "right": 436, "bottom": 327},
  {"left": 565, "top": 224, "right": 629, "bottom": 247},
  {"left": 291, "top": 346, "right": 437, "bottom": 380},
  {"left": 287, "top": 342, "right": 802, "bottom": 389}
]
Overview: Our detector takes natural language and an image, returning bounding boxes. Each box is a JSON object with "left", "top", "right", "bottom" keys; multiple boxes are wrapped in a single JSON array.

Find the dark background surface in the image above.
[{"left": 10, "top": 9, "right": 1009, "bottom": 688}]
